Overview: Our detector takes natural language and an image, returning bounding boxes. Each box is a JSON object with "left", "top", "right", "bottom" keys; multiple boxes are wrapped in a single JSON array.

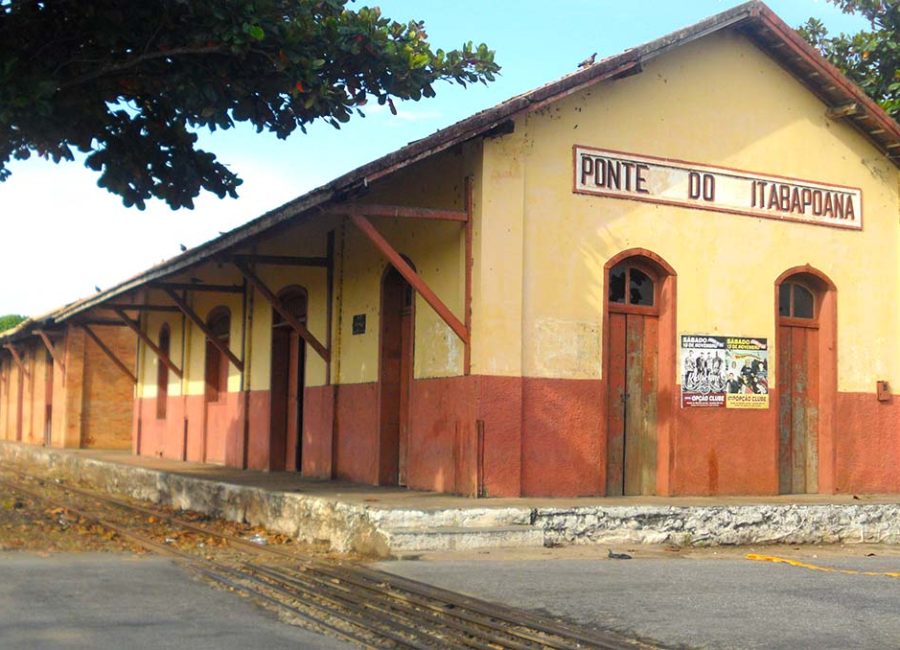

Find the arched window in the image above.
[
  {"left": 608, "top": 262, "right": 656, "bottom": 308},
  {"left": 156, "top": 324, "right": 170, "bottom": 419},
  {"left": 205, "top": 308, "right": 230, "bottom": 402},
  {"left": 273, "top": 287, "right": 308, "bottom": 328},
  {"left": 779, "top": 281, "right": 815, "bottom": 320}
]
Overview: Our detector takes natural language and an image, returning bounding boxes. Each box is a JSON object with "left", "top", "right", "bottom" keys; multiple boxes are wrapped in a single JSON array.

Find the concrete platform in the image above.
[{"left": 2, "top": 442, "right": 899, "bottom": 557}]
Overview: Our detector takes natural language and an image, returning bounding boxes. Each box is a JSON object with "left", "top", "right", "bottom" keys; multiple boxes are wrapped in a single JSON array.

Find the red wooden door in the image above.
[
  {"left": 777, "top": 280, "right": 820, "bottom": 494},
  {"left": 15, "top": 363, "right": 23, "bottom": 443},
  {"left": 270, "top": 289, "right": 307, "bottom": 471},
  {"left": 44, "top": 350, "right": 53, "bottom": 446},
  {"left": 778, "top": 324, "right": 819, "bottom": 493},
  {"left": 606, "top": 261, "right": 660, "bottom": 496},
  {"left": 397, "top": 303, "right": 413, "bottom": 486},
  {"left": 607, "top": 312, "right": 659, "bottom": 496},
  {"left": 379, "top": 267, "right": 413, "bottom": 486},
  {"left": 270, "top": 325, "right": 290, "bottom": 468},
  {"left": 285, "top": 333, "right": 305, "bottom": 471}
]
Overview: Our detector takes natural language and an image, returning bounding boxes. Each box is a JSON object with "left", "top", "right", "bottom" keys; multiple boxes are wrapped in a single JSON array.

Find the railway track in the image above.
[{"left": 0, "top": 467, "right": 658, "bottom": 650}]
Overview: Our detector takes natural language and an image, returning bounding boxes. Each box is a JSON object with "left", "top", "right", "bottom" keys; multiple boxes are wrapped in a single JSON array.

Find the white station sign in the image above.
[{"left": 573, "top": 146, "right": 862, "bottom": 230}]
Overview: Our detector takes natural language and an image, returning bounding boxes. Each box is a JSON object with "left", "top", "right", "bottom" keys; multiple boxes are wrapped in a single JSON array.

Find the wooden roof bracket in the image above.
[
  {"left": 163, "top": 288, "right": 244, "bottom": 372},
  {"left": 150, "top": 282, "right": 244, "bottom": 294},
  {"left": 34, "top": 330, "right": 65, "bottom": 375},
  {"left": 104, "top": 304, "right": 183, "bottom": 313},
  {"left": 329, "top": 203, "right": 468, "bottom": 222},
  {"left": 826, "top": 102, "right": 860, "bottom": 120},
  {"left": 111, "top": 307, "right": 182, "bottom": 379},
  {"left": 80, "top": 324, "right": 137, "bottom": 384},
  {"left": 349, "top": 211, "right": 469, "bottom": 344},
  {"left": 230, "top": 254, "right": 328, "bottom": 267},
  {"left": 232, "top": 259, "right": 331, "bottom": 363},
  {"left": 2, "top": 343, "right": 28, "bottom": 377}
]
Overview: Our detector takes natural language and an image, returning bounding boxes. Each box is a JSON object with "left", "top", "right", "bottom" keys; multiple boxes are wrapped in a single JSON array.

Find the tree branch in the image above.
[{"left": 59, "top": 44, "right": 226, "bottom": 90}]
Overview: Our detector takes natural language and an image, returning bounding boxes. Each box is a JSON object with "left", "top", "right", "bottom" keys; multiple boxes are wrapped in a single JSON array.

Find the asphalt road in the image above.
[
  {"left": 375, "top": 549, "right": 900, "bottom": 649},
  {"left": 0, "top": 553, "right": 351, "bottom": 650}
]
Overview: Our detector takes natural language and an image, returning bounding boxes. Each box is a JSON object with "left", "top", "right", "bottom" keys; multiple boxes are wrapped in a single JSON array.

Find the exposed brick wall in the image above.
[
  {"left": 81, "top": 325, "right": 135, "bottom": 449},
  {"left": 0, "top": 356, "right": 11, "bottom": 440},
  {"left": 58, "top": 327, "right": 85, "bottom": 448}
]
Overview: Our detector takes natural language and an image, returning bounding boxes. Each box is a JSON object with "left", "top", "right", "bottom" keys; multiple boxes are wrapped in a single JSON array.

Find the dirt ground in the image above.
[
  {"left": 0, "top": 474, "right": 327, "bottom": 560},
  {"left": 0, "top": 488, "right": 141, "bottom": 554}
]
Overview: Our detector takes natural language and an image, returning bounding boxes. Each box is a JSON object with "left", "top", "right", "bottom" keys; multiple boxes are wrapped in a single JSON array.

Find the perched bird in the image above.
[
  {"left": 94, "top": 286, "right": 102, "bottom": 293},
  {"left": 608, "top": 549, "right": 632, "bottom": 560},
  {"left": 578, "top": 52, "right": 597, "bottom": 69},
  {"left": 179, "top": 243, "right": 188, "bottom": 252}
]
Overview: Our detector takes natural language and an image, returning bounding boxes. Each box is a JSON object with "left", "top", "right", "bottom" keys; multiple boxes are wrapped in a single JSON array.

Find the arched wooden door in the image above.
[
  {"left": 606, "top": 259, "right": 661, "bottom": 496},
  {"left": 43, "top": 348, "right": 53, "bottom": 446},
  {"left": 270, "top": 287, "right": 307, "bottom": 472},
  {"left": 379, "top": 265, "right": 414, "bottom": 486},
  {"left": 203, "top": 308, "right": 231, "bottom": 465},
  {"left": 777, "top": 277, "right": 821, "bottom": 494}
]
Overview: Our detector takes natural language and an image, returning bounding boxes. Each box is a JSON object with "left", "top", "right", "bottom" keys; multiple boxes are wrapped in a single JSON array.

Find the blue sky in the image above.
[{"left": 0, "top": 1, "right": 867, "bottom": 315}]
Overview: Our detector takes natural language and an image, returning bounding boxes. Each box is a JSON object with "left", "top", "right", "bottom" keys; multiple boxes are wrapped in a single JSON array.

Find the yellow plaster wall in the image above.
[
  {"left": 185, "top": 280, "right": 245, "bottom": 397},
  {"left": 479, "top": 30, "right": 899, "bottom": 392},
  {"left": 139, "top": 301, "right": 186, "bottom": 400},
  {"left": 471, "top": 130, "right": 525, "bottom": 378},
  {"left": 136, "top": 273, "right": 245, "bottom": 399},
  {"left": 334, "top": 146, "right": 472, "bottom": 384},
  {"left": 132, "top": 140, "right": 473, "bottom": 396},
  {"left": 246, "top": 215, "right": 335, "bottom": 391}
]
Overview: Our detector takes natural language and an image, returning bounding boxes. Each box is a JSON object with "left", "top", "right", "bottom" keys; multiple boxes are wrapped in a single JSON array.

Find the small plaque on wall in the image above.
[{"left": 352, "top": 314, "right": 366, "bottom": 335}]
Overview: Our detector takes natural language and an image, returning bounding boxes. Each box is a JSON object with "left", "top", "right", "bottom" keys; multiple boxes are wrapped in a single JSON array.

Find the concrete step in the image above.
[{"left": 384, "top": 525, "right": 545, "bottom": 552}]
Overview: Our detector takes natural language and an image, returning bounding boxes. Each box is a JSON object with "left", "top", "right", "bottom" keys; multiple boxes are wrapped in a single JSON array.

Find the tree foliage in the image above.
[
  {"left": 0, "top": 314, "right": 27, "bottom": 333},
  {"left": 799, "top": 0, "right": 900, "bottom": 121},
  {"left": 0, "top": 0, "right": 499, "bottom": 209}
]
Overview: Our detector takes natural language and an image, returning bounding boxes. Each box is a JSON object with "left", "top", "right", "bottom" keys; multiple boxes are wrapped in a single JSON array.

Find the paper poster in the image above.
[{"left": 681, "top": 335, "right": 769, "bottom": 408}]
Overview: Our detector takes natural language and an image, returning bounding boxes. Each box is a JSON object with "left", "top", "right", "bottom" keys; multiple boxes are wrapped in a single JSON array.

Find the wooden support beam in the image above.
[
  {"left": 325, "top": 230, "right": 335, "bottom": 385},
  {"left": 464, "top": 176, "right": 474, "bottom": 375},
  {"left": 34, "top": 330, "right": 65, "bottom": 374},
  {"left": 79, "top": 319, "right": 133, "bottom": 327},
  {"left": 163, "top": 289, "right": 244, "bottom": 372},
  {"left": 826, "top": 102, "right": 859, "bottom": 119},
  {"left": 112, "top": 307, "right": 183, "bottom": 379},
  {"left": 231, "top": 254, "right": 328, "bottom": 267},
  {"left": 104, "top": 304, "right": 183, "bottom": 313},
  {"left": 81, "top": 325, "right": 137, "bottom": 384},
  {"left": 233, "top": 260, "right": 331, "bottom": 363},
  {"left": 331, "top": 203, "right": 468, "bottom": 222},
  {"left": 350, "top": 212, "right": 469, "bottom": 344},
  {"left": 150, "top": 282, "right": 244, "bottom": 294},
  {"left": 3, "top": 344, "right": 28, "bottom": 377}
]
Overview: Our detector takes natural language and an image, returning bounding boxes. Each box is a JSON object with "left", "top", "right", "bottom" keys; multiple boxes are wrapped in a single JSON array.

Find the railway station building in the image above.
[{"left": 1, "top": 2, "right": 899, "bottom": 498}]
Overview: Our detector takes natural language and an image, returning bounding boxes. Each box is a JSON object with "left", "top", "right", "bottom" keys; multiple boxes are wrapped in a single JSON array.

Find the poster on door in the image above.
[{"left": 681, "top": 335, "right": 769, "bottom": 408}]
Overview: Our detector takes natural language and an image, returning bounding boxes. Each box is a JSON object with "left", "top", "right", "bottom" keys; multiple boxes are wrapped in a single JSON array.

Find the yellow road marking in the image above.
[{"left": 745, "top": 553, "right": 900, "bottom": 578}]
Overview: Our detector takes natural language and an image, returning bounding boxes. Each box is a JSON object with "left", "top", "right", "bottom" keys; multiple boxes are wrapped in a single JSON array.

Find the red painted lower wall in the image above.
[
  {"left": 333, "top": 383, "right": 379, "bottom": 484},
  {"left": 132, "top": 380, "right": 900, "bottom": 498},
  {"left": 302, "top": 385, "right": 335, "bottom": 479},
  {"left": 246, "top": 391, "right": 271, "bottom": 471},
  {"left": 136, "top": 393, "right": 243, "bottom": 467},
  {"left": 475, "top": 375, "right": 523, "bottom": 498},
  {"left": 835, "top": 392, "right": 900, "bottom": 493},
  {"left": 670, "top": 393, "right": 779, "bottom": 496},
  {"left": 520, "top": 378, "right": 605, "bottom": 497},
  {"left": 407, "top": 376, "right": 477, "bottom": 495}
]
